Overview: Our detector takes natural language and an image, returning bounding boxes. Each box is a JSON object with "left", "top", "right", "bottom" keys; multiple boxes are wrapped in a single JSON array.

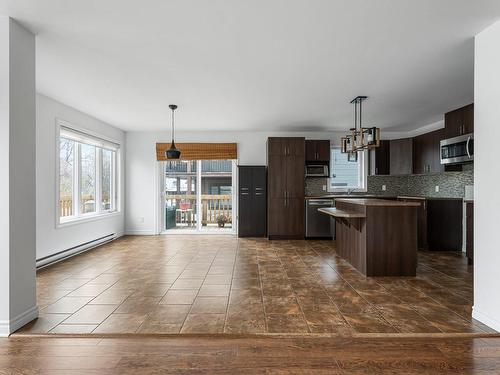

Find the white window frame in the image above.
[
  {"left": 328, "top": 147, "right": 368, "bottom": 193},
  {"left": 56, "top": 119, "right": 121, "bottom": 227}
]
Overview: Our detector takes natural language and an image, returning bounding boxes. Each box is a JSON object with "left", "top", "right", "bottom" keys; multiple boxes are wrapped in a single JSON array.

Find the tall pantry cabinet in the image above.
[{"left": 267, "top": 137, "right": 305, "bottom": 239}]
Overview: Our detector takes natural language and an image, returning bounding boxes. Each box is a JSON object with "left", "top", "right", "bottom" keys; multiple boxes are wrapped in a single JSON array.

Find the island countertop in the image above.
[{"left": 334, "top": 198, "right": 421, "bottom": 207}]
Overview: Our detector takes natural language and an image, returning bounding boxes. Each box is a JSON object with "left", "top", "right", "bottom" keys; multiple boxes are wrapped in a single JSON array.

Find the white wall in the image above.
[
  {"left": 125, "top": 130, "right": 344, "bottom": 235},
  {"left": 36, "top": 94, "right": 126, "bottom": 260},
  {"left": 0, "top": 17, "right": 37, "bottom": 336},
  {"left": 473, "top": 19, "right": 500, "bottom": 331}
]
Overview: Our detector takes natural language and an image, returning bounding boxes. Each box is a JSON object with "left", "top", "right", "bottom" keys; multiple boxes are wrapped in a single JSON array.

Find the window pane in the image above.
[
  {"left": 330, "top": 149, "right": 360, "bottom": 188},
  {"left": 80, "top": 143, "right": 96, "bottom": 214},
  {"left": 101, "top": 149, "right": 113, "bottom": 211},
  {"left": 201, "top": 160, "right": 232, "bottom": 229},
  {"left": 59, "top": 138, "right": 74, "bottom": 217}
]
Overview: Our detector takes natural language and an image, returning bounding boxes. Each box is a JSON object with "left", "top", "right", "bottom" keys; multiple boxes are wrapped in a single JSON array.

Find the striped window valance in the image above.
[{"left": 156, "top": 142, "right": 237, "bottom": 161}]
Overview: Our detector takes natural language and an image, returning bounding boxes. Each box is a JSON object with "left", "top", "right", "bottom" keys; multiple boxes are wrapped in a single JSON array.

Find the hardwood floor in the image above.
[
  {"left": 2, "top": 336, "right": 500, "bottom": 374},
  {"left": 15, "top": 235, "right": 495, "bottom": 335}
]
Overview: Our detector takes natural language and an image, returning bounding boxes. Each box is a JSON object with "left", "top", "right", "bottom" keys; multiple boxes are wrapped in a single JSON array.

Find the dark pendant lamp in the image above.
[{"left": 166, "top": 104, "right": 181, "bottom": 159}]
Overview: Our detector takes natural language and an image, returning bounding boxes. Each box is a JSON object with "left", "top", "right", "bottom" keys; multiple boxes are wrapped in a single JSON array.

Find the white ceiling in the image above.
[{"left": 1, "top": 0, "right": 500, "bottom": 132}]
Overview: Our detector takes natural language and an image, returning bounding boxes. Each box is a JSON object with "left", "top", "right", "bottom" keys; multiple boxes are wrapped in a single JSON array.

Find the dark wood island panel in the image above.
[{"left": 321, "top": 199, "right": 419, "bottom": 277}]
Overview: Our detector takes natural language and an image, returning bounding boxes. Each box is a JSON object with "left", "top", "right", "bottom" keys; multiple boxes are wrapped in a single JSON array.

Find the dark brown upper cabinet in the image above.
[
  {"left": 444, "top": 103, "right": 474, "bottom": 139},
  {"left": 267, "top": 137, "right": 305, "bottom": 239},
  {"left": 390, "top": 138, "right": 413, "bottom": 175},
  {"left": 413, "top": 129, "right": 444, "bottom": 174},
  {"left": 305, "top": 140, "right": 330, "bottom": 163},
  {"left": 369, "top": 140, "right": 390, "bottom": 175}
]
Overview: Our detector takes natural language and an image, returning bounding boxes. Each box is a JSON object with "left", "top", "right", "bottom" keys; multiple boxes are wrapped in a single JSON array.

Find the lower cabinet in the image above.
[
  {"left": 268, "top": 198, "right": 304, "bottom": 239},
  {"left": 466, "top": 202, "right": 473, "bottom": 264},
  {"left": 238, "top": 166, "right": 267, "bottom": 237},
  {"left": 427, "top": 199, "right": 463, "bottom": 251}
]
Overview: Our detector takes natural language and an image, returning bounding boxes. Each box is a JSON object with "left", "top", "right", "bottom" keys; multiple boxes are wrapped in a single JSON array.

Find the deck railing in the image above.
[{"left": 165, "top": 194, "right": 232, "bottom": 225}]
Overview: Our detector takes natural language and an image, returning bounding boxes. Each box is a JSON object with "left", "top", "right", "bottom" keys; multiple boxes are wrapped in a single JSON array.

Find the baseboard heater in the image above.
[{"left": 36, "top": 233, "right": 116, "bottom": 269}]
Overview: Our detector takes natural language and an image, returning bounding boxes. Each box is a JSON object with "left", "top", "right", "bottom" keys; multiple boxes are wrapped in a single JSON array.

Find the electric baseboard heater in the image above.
[{"left": 36, "top": 233, "right": 116, "bottom": 269}]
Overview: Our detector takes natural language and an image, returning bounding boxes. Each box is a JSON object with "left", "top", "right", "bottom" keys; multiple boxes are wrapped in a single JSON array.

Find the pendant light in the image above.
[
  {"left": 166, "top": 104, "right": 181, "bottom": 159},
  {"left": 341, "top": 96, "right": 380, "bottom": 157}
]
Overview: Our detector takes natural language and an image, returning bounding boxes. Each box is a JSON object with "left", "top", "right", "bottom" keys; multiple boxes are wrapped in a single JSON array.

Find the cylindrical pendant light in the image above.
[{"left": 166, "top": 104, "right": 181, "bottom": 159}]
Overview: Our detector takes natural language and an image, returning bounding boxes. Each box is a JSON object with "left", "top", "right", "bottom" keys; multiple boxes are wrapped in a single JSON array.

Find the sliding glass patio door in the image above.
[{"left": 162, "top": 159, "right": 235, "bottom": 233}]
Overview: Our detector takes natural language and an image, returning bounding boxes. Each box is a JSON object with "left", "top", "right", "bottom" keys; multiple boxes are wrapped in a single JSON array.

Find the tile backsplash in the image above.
[{"left": 306, "top": 168, "right": 473, "bottom": 199}]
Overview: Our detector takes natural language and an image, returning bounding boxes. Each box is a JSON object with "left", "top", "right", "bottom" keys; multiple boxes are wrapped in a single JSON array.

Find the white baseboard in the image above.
[
  {"left": 0, "top": 305, "right": 39, "bottom": 337},
  {"left": 125, "top": 229, "right": 157, "bottom": 236},
  {"left": 472, "top": 307, "right": 500, "bottom": 332}
]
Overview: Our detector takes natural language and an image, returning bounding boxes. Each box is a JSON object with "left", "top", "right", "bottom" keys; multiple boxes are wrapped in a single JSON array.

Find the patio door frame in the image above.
[{"left": 157, "top": 159, "right": 238, "bottom": 235}]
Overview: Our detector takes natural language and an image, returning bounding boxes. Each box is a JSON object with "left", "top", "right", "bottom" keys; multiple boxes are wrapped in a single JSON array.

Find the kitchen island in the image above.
[{"left": 319, "top": 198, "right": 421, "bottom": 277}]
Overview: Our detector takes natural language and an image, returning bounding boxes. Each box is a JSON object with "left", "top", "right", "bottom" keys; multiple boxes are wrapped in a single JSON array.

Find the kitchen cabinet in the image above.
[
  {"left": 305, "top": 140, "right": 330, "bottom": 163},
  {"left": 444, "top": 104, "right": 474, "bottom": 139},
  {"left": 427, "top": 199, "right": 463, "bottom": 251},
  {"left": 390, "top": 138, "right": 413, "bottom": 175},
  {"left": 238, "top": 166, "right": 266, "bottom": 237},
  {"left": 267, "top": 137, "right": 305, "bottom": 239},
  {"left": 466, "top": 201, "right": 473, "bottom": 264},
  {"left": 369, "top": 140, "right": 390, "bottom": 175},
  {"left": 413, "top": 129, "right": 444, "bottom": 174},
  {"left": 397, "top": 197, "right": 428, "bottom": 249}
]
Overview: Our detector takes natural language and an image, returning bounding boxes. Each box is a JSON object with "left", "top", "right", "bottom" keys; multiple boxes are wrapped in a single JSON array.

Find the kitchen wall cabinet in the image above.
[
  {"left": 267, "top": 137, "right": 305, "bottom": 239},
  {"left": 305, "top": 140, "right": 330, "bottom": 163},
  {"left": 413, "top": 129, "right": 444, "bottom": 174},
  {"left": 444, "top": 104, "right": 474, "bottom": 139},
  {"left": 427, "top": 199, "right": 463, "bottom": 251},
  {"left": 466, "top": 201, "right": 473, "bottom": 264},
  {"left": 390, "top": 138, "right": 413, "bottom": 175},
  {"left": 238, "top": 166, "right": 266, "bottom": 237},
  {"left": 369, "top": 140, "right": 390, "bottom": 175}
]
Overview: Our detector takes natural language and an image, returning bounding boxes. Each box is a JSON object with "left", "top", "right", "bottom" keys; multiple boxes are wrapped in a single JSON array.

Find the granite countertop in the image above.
[
  {"left": 305, "top": 194, "right": 380, "bottom": 199},
  {"left": 335, "top": 198, "right": 421, "bottom": 207}
]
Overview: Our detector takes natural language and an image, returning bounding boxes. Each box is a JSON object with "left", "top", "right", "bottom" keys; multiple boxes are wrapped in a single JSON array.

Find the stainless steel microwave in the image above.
[
  {"left": 440, "top": 133, "right": 474, "bottom": 165},
  {"left": 305, "top": 164, "right": 329, "bottom": 177}
]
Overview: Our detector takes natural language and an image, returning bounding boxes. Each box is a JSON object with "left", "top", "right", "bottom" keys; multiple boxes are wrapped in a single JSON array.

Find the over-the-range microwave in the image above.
[
  {"left": 305, "top": 164, "right": 329, "bottom": 177},
  {"left": 440, "top": 133, "right": 474, "bottom": 165}
]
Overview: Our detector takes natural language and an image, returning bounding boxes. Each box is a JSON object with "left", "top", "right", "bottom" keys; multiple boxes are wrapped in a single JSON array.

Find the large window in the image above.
[
  {"left": 58, "top": 124, "right": 119, "bottom": 224},
  {"left": 329, "top": 148, "right": 366, "bottom": 191}
]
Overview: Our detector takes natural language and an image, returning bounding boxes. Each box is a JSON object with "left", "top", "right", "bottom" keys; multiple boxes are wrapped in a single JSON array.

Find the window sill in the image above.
[{"left": 57, "top": 211, "right": 122, "bottom": 229}]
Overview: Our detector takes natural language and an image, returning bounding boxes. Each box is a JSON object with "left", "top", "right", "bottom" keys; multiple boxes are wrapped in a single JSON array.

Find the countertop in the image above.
[
  {"left": 306, "top": 195, "right": 468, "bottom": 201},
  {"left": 305, "top": 194, "right": 380, "bottom": 200},
  {"left": 335, "top": 198, "right": 421, "bottom": 207}
]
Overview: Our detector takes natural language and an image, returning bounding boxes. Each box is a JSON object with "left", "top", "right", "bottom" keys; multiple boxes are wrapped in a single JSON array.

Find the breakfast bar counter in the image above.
[{"left": 319, "top": 198, "right": 421, "bottom": 277}]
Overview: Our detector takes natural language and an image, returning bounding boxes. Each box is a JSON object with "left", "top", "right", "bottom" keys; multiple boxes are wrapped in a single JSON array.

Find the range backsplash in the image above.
[{"left": 305, "top": 167, "right": 473, "bottom": 198}]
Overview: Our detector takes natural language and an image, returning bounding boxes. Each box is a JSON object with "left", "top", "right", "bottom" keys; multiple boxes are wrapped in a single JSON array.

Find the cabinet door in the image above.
[
  {"left": 252, "top": 167, "right": 267, "bottom": 237},
  {"left": 286, "top": 138, "right": 305, "bottom": 198},
  {"left": 316, "top": 140, "right": 331, "bottom": 162},
  {"left": 413, "top": 129, "right": 444, "bottom": 174},
  {"left": 462, "top": 104, "right": 474, "bottom": 134},
  {"left": 466, "top": 202, "right": 473, "bottom": 263},
  {"left": 286, "top": 155, "right": 305, "bottom": 198},
  {"left": 390, "top": 138, "right": 413, "bottom": 175},
  {"left": 445, "top": 104, "right": 474, "bottom": 138},
  {"left": 444, "top": 110, "right": 461, "bottom": 139},
  {"left": 288, "top": 138, "right": 305, "bottom": 156},
  {"left": 305, "top": 140, "right": 317, "bottom": 162},
  {"left": 267, "top": 155, "right": 286, "bottom": 199},
  {"left": 281, "top": 198, "right": 304, "bottom": 237},
  {"left": 370, "top": 140, "right": 390, "bottom": 175},
  {"left": 267, "top": 198, "right": 286, "bottom": 236},
  {"left": 238, "top": 167, "right": 253, "bottom": 237},
  {"left": 267, "top": 137, "right": 287, "bottom": 156}
]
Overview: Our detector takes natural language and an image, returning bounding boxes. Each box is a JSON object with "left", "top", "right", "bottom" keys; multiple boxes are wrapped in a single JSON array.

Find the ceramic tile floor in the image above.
[{"left": 15, "top": 235, "right": 495, "bottom": 335}]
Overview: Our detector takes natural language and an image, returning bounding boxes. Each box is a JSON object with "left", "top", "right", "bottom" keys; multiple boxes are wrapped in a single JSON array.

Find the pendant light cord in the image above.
[{"left": 171, "top": 108, "right": 175, "bottom": 143}]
